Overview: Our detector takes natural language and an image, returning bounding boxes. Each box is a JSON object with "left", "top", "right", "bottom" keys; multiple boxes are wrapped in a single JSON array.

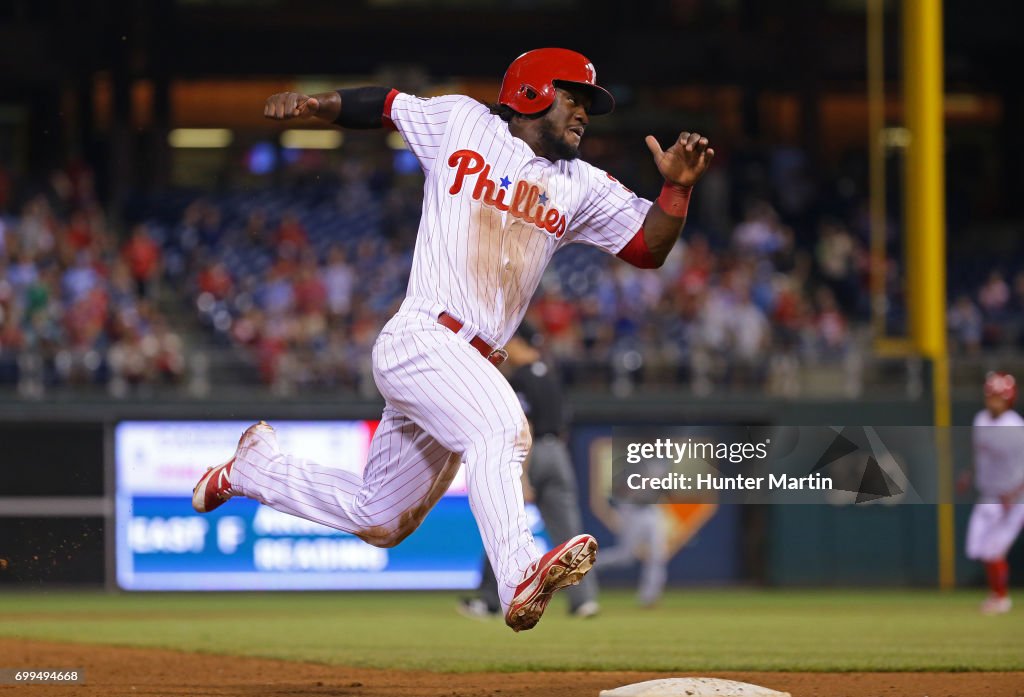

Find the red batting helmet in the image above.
[
  {"left": 984, "top": 371, "right": 1017, "bottom": 405},
  {"left": 498, "top": 48, "right": 615, "bottom": 116}
]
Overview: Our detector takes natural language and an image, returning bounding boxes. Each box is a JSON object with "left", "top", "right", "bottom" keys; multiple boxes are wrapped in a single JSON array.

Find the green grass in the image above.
[{"left": 0, "top": 589, "right": 1020, "bottom": 672}]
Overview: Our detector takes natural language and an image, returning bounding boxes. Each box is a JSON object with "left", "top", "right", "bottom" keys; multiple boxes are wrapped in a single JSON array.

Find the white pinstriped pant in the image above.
[
  {"left": 966, "top": 499, "right": 1024, "bottom": 562},
  {"left": 232, "top": 297, "right": 540, "bottom": 611}
]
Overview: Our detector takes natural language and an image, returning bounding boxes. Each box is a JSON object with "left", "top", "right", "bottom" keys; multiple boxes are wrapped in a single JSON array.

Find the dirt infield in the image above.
[{"left": 2, "top": 638, "right": 1022, "bottom": 697}]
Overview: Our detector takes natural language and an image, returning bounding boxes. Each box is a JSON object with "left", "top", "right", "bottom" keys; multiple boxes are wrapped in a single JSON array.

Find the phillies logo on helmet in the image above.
[
  {"left": 984, "top": 371, "right": 1017, "bottom": 404},
  {"left": 447, "top": 149, "right": 567, "bottom": 238}
]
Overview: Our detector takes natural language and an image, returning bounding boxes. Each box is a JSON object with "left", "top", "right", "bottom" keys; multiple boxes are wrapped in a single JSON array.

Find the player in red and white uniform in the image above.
[
  {"left": 192, "top": 48, "right": 714, "bottom": 631},
  {"left": 963, "top": 371, "right": 1024, "bottom": 614}
]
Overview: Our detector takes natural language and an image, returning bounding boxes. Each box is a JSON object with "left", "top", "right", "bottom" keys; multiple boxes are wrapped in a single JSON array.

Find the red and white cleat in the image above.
[
  {"left": 191, "top": 421, "right": 276, "bottom": 513},
  {"left": 505, "top": 534, "right": 598, "bottom": 632},
  {"left": 980, "top": 594, "right": 1012, "bottom": 615}
]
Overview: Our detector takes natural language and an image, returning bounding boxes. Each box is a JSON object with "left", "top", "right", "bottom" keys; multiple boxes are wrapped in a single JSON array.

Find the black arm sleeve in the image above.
[{"left": 334, "top": 87, "right": 394, "bottom": 129}]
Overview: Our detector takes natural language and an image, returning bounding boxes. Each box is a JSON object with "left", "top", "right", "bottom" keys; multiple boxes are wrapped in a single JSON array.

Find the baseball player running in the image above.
[
  {"left": 961, "top": 371, "right": 1024, "bottom": 615},
  {"left": 192, "top": 48, "right": 714, "bottom": 632}
]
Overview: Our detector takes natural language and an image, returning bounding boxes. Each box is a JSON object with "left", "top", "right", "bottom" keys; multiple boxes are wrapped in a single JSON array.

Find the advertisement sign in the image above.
[{"left": 114, "top": 421, "right": 539, "bottom": 591}]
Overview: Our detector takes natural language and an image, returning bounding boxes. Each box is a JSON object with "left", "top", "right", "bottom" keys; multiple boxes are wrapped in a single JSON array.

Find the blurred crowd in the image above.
[
  {"left": 1, "top": 129, "right": 1020, "bottom": 398},
  {"left": 0, "top": 162, "right": 185, "bottom": 396},
  {"left": 948, "top": 270, "right": 1024, "bottom": 355},
  {"left": 145, "top": 136, "right": 885, "bottom": 397}
]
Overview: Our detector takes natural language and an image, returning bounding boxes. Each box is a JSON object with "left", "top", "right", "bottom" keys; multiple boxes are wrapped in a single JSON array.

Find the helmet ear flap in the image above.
[
  {"left": 519, "top": 84, "right": 538, "bottom": 101},
  {"left": 510, "top": 83, "right": 554, "bottom": 116}
]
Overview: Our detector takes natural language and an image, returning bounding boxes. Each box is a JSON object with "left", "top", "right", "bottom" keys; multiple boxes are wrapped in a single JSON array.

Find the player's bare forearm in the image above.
[
  {"left": 641, "top": 203, "right": 686, "bottom": 267},
  {"left": 955, "top": 466, "right": 974, "bottom": 495}
]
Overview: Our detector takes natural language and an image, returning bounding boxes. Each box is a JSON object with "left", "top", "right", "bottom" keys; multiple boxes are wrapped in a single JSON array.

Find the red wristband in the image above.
[{"left": 657, "top": 182, "right": 692, "bottom": 218}]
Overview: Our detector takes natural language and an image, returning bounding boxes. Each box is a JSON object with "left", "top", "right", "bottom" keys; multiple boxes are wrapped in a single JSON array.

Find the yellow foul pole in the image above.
[
  {"left": 867, "top": 0, "right": 886, "bottom": 340},
  {"left": 902, "top": 0, "right": 954, "bottom": 589}
]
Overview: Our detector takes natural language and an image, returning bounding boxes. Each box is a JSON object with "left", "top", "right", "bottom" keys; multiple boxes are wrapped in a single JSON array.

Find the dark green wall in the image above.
[{"left": 1, "top": 394, "right": 1016, "bottom": 588}]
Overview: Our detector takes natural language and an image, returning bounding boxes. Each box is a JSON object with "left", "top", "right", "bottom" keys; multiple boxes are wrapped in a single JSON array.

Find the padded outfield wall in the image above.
[{"left": 0, "top": 396, "right": 1016, "bottom": 589}]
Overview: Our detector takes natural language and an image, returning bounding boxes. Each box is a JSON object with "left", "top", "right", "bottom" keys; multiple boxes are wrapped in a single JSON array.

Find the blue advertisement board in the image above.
[{"left": 114, "top": 421, "right": 548, "bottom": 591}]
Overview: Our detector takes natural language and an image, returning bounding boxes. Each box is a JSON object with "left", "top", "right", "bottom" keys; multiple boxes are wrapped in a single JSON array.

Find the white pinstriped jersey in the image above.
[
  {"left": 387, "top": 92, "right": 653, "bottom": 346},
  {"left": 973, "top": 409, "right": 1024, "bottom": 497}
]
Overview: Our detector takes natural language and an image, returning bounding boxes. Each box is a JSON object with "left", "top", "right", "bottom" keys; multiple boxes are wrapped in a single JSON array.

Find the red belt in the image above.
[{"left": 438, "top": 312, "right": 507, "bottom": 366}]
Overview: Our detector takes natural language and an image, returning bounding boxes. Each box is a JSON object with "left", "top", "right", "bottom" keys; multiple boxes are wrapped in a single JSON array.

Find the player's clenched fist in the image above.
[
  {"left": 264, "top": 92, "right": 320, "bottom": 120},
  {"left": 645, "top": 132, "right": 715, "bottom": 188}
]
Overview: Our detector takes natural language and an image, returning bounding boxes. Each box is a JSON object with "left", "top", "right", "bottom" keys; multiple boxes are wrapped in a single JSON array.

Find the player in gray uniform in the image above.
[{"left": 596, "top": 457, "right": 669, "bottom": 607}]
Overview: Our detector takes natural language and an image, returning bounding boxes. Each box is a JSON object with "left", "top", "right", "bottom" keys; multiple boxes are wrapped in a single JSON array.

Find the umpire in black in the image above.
[{"left": 458, "top": 323, "right": 600, "bottom": 618}]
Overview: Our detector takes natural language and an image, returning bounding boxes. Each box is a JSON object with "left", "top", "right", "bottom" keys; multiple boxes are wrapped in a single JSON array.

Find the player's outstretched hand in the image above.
[
  {"left": 645, "top": 132, "right": 715, "bottom": 188},
  {"left": 264, "top": 92, "right": 320, "bottom": 120}
]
